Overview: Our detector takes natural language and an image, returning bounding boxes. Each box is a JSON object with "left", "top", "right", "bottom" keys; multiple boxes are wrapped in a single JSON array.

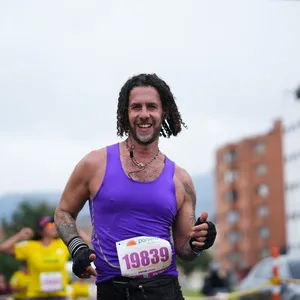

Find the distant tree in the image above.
[
  {"left": 176, "top": 250, "right": 213, "bottom": 276},
  {"left": 1, "top": 200, "right": 56, "bottom": 236},
  {"left": 0, "top": 200, "right": 56, "bottom": 279},
  {"left": 0, "top": 253, "right": 20, "bottom": 281}
]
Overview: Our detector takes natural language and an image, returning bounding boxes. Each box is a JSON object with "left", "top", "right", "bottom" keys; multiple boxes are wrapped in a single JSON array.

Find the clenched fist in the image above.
[{"left": 18, "top": 228, "right": 34, "bottom": 240}]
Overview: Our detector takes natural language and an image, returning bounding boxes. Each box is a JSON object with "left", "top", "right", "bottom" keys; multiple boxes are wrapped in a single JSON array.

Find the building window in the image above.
[
  {"left": 284, "top": 119, "right": 300, "bottom": 133},
  {"left": 289, "top": 212, "right": 296, "bottom": 219},
  {"left": 223, "top": 149, "right": 237, "bottom": 164},
  {"left": 284, "top": 151, "right": 300, "bottom": 162},
  {"left": 254, "top": 142, "right": 266, "bottom": 155},
  {"left": 287, "top": 211, "right": 300, "bottom": 220},
  {"left": 228, "top": 230, "right": 241, "bottom": 244},
  {"left": 290, "top": 243, "right": 300, "bottom": 250},
  {"left": 227, "top": 210, "right": 240, "bottom": 225},
  {"left": 224, "top": 169, "right": 238, "bottom": 184},
  {"left": 257, "top": 184, "right": 269, "bottom": 197},
  {"left": 256, "top": 164, "right": 267, "bottom": 175},
  {"left": 285, "top": 182, "right": 300, "bottom": 191},
  {"left": 225, "top": 189, "right": 238, "bottom": 203},
  {"left": 257, "top": 205, "right": 269, "bottom": 217},
  {"left": 259, "top": 227, "right": 270, "bottom": 239}
]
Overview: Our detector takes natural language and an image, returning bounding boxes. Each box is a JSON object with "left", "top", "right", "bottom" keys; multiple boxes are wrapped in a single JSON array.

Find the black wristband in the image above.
[{"left": 67, "top": 236, "right": 89, "bottom": 258}]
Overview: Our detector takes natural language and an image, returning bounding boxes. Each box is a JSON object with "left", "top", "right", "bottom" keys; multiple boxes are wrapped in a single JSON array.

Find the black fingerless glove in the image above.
[
  {"left": 68, "top": 236, "right": 96, "bottom": 278},
  {"left": 189, "top": 218, "right": 217, "bottom": 254},
  {"left": 72, "top": 247, "right": 96, "bottom": 278}
]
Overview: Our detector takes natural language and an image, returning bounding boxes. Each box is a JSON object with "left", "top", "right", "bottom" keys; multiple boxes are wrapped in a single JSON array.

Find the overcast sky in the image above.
[{"left": 0, "top": 0, "right": 299, "bottom": 195}]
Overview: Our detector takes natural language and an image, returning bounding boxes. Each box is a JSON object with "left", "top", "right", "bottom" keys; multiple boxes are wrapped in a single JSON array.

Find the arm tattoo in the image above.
[
  {"left": 176, "top": 182, "right": 197, "bottom": 261},
  {"left": 183, "top": 182, "right": 196, "bottom": 224},
  {"left": 56, "top": 211, "right": 79, "bottom": 245},
  {"left": 178, "top": 239, "right": 196, "bottom": 261}
]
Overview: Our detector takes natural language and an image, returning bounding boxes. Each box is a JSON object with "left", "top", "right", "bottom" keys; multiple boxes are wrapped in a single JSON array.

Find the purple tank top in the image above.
[{"left": 89, "top": 143, "right": 178, "bottom": 283}]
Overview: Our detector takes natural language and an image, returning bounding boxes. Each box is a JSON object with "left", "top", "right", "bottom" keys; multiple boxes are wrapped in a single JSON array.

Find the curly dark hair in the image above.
[{"left": 117, "top": 73, "right": 187, "bottom": 138}]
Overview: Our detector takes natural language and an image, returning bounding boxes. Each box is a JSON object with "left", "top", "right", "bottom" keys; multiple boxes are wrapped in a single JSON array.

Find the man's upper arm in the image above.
[
  {"left": 56, "top": 153, "right": 95, "bottom": 219},
  {"left": 173, "top": 169, "right": 197, "bottom": 248}
]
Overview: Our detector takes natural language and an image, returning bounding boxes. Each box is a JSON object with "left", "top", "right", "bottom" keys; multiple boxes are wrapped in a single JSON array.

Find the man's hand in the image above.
[
  {"left": 72, "top": 247, "right": 97, "bottom": 279},
  {"left": 189, "top": 212, "right": 217, "bottom": 252}
]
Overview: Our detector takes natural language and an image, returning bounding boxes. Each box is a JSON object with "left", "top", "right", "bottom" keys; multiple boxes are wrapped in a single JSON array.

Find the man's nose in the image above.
[{"left": 139, "top": 107, "right": 150, "bottom": 119}]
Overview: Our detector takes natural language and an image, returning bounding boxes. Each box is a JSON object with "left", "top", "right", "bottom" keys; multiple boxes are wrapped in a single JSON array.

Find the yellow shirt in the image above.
[
  {"left": 71, "top": 281, "right": 91, "bottom": 299},
  {"left": 15, "top": 239, "right": 70, "bottom": 298},
  {"left": 9, "top": 270, "right": 30, "bottom": 299}
]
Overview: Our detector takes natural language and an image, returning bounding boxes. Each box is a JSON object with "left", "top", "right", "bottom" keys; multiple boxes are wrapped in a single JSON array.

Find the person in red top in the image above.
[{"left": 0, "top": 273, "right": 12, "bottom": 297}]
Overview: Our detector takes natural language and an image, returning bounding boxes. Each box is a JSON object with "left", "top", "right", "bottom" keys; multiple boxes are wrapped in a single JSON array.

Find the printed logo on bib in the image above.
[
  {"left": 116, "top": 236, "right": 172, "bottom": 278},
  {"left": 40, "top": 272, "right": 63, "bottom": 292}
]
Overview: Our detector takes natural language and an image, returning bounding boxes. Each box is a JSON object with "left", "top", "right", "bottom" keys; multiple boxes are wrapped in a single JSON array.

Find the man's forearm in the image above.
[
  {"left": 176, "top": 182, "right": 198, "bottom": 261},
  {"left": 55, "top": 209, "right": 79, "bottom": 245},
  {"left": 177, "top": 239, "right": 198, "bottom": 261}
]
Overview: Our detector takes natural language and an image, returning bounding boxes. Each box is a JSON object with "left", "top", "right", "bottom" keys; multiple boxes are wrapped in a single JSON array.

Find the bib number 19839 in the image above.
[{"left": 116, "top": 236, "right": 172, "bottom": 278}]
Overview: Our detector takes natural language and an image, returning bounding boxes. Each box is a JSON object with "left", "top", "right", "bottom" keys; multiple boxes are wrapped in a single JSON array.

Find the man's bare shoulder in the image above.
[
  {"left": 174, "top": 164, "right": 193, "bottom": 185},
  {"left": 84, "top": 147, "right": 107, "bottom": 163},
  {"left": 76, "top": 147, "right": 107, "bottom": 176}
]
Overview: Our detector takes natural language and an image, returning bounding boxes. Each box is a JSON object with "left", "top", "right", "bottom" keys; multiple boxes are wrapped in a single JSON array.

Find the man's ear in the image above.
[{"left": 163, "top": 109, "right": 169, "bottom": 120}]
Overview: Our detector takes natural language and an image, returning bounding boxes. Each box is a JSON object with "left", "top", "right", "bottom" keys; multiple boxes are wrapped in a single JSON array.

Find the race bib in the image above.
[
  {"left": 40, "top": 272, "right": 63, "bottom": 292},
  {"left": 116, "top": 236, "right": 172, "bottom": 278}
]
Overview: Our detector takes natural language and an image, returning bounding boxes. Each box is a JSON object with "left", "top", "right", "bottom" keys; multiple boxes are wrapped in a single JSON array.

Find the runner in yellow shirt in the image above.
[
  {"left": 70, "top": 279, "right": 92, "bottom": 300},
  {"left": 9, "top": 261, "right": 30, "bottom": 300},
  {"left": 0, "top": 216, "right": 70, "bottom": 300}
]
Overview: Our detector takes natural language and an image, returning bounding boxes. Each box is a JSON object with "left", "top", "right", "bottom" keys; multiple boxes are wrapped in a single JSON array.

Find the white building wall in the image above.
[{"left": 282, "top": 96, "right": 300, "bottom": 254}]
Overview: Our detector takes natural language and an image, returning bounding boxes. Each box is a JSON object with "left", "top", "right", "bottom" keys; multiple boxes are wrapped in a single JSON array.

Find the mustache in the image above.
[{"left": 135, "top": 121, "right": 153, "bottom": 125}]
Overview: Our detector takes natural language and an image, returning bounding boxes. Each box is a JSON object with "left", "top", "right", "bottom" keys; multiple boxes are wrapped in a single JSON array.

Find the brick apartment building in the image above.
[{"left": 215, "top": 120, "right": 286, "bottom": 273}]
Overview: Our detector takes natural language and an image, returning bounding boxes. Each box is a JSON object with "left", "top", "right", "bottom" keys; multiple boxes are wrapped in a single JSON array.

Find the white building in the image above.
[{"left": 282, "top": 90, "right": 300, "bottom": 254}]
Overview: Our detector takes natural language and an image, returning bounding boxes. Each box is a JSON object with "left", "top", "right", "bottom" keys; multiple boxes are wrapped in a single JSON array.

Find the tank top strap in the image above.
[
  {"left": 162, "top": 156, "right": 176, "bottom": 179},
  {"left": 105, "top": 143, "right": 122, "bottom": 177},
  {"left": 106, "top": 142, "right": 119, "bottom": 157}
]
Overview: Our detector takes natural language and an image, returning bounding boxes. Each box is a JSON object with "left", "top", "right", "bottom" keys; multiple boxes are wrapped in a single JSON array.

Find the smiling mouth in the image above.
[{"left": 137, "top": 124, "right": 152, "bottom": 128}]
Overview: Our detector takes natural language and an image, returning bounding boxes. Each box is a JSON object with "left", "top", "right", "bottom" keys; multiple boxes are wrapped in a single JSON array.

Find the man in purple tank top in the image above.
[{"left": 55, "top": 73, "right": 217, "bottom": 300}]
